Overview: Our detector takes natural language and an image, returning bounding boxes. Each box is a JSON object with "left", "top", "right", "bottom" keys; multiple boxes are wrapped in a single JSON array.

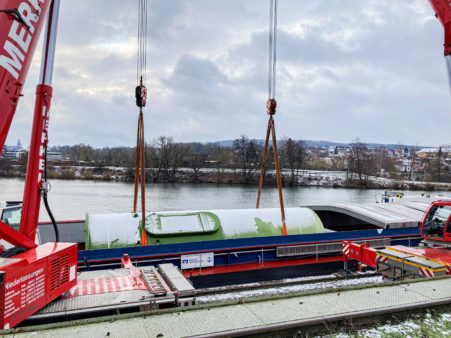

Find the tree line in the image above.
[
  {"left": 44, "top": 136, "right": 307, "bottom": 184},
  {"left": 3, "top": 136, "right": 449, "bottom": 185},
  {"left": 45, "top": 136, "right": 451, "bottom": 184}
]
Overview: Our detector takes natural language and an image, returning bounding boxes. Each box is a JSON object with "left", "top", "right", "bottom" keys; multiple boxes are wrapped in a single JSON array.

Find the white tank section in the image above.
[
  {"left": 87, "top": 212, "right": 142, "bottom": 249},
  {"left": 86, "top": 207, "right": 324, "bottom": 249}
]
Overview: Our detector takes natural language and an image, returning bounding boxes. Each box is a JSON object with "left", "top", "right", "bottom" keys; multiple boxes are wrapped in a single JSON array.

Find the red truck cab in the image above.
[{"left": 421, "top": 200, "right": 451, "bottom": 244}]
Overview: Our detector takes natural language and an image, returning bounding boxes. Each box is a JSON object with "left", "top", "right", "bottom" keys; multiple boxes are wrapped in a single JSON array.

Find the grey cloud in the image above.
[
  {"left": 7, "top": 0, "right": 450, "bottom": 148},
  {"left": 165, "top": 55, "right": 229, "bottom": 93}
]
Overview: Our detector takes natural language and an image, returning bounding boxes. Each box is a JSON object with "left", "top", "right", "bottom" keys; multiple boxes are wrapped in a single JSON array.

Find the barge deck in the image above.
[{"left": 309, "top": 201, "right": 430, "bottom": 230}]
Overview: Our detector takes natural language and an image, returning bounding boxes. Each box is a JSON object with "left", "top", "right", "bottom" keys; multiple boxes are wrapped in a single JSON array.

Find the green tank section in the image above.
[{"left": 86, "top": 207, "right": 325, "bottom": 250}]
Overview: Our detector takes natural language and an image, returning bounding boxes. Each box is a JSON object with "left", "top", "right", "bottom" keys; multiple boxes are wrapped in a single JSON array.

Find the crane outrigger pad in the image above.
[{"left": 376, "top": 246, "right": 451, "bottom": 278}]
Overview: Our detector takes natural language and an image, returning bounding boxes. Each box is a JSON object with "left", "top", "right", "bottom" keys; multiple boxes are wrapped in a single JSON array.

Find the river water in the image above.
[{"left": 0, "top": 177, "right": 437, "bottom": 222}]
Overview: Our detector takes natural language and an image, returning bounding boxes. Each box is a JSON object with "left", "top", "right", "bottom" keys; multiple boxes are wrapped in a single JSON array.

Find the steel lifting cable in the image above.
[
  {"left": 256, "top": 0, "right": 287, "bottom": 236},
  {"left": 134, "top": 0, "right": 148, "bottom": 246}
]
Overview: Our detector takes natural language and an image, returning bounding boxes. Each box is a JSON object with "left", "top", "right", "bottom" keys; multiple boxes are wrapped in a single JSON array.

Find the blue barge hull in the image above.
[{"left": 78, "top": 227, "right": 421, "bottom": 272}]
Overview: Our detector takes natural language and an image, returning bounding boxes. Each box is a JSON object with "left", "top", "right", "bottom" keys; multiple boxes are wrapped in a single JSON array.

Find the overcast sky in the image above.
[{"left": 6, "top": 0, "right": 450, "bottom": 148}]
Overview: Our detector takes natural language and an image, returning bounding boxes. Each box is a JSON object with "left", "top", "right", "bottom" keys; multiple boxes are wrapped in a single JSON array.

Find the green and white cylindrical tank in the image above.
[{"left": 85, "top": 207, "right": 325, "bottom": 250}]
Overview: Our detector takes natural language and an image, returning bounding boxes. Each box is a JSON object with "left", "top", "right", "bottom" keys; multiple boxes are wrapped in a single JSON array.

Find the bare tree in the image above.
[
  {"left": 281, "top": 138, "right": 306, "bottom": 185},
  {"left": 153, "top": 136, "right": 190, "bottom": 182},
  {"left": 349, "top": 138, "right": 368, "bottom": 185},
  {"left": 185, "top": 145, "right": 208, "bottom": 182},
  {"left": 437, "top": 146, "right": 443, "bottom": 182},
  {"left": 210, "top": 144, "right": 232, "bottom": 182},
  {"left": 232, "top": 135, "right": 261, "bottom": 183},
  {"left": 146, "top": 143, "right": 161, "bottom": 182}
]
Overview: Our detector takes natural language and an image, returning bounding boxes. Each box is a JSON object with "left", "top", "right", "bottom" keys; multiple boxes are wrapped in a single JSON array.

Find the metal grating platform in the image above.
[
  {"left": 10, "top": 277, "right": 451, "bottom": 337},
  {"left": 30, "top": 266, "right": 178, "bottom": 320}
]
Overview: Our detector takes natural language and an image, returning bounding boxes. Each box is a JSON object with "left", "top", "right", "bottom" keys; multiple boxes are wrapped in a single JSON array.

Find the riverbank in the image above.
[{"left": 2, "top": 165, "right": 451, "bottom": 191}]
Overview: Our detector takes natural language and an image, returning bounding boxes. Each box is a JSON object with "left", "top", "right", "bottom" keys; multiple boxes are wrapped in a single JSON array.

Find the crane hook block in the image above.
[
  {"left": 266, "top": 98, "right": 277, "bottom": 115},
  {"left": 135, "top": 85, "right": 147, "bottom": 108}
]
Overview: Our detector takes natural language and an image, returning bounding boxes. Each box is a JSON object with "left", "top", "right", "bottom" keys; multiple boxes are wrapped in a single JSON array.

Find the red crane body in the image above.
[
  {"left": 428, "top": 0, "right": 451, "bottom": 56},
  {"left": 0, "top": 0, "right": 52, "bottom": 159}
]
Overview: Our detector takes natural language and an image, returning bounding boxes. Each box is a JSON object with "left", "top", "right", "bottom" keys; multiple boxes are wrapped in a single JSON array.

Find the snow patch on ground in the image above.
[
  {"left": 197, "top": 276, "right": 382, "bottom": 304},
  {"left": 336, "top": 312, "right": 451, "bottom": 337}
]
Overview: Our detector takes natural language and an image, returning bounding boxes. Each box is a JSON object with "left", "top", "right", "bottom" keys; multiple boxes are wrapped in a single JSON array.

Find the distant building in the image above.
[
  {"left": 46, "top": 152, "right": 62, "bottom": 162},
  {"left": 417, "top": 147, "right": 451, "bottom": 158},
  {"left": 3, "top": 149, "right": 27, "bottom": 161},
  {"left": 404, "top": 147, "right": 409, "bottom": 158},
  {"left": 2, "top": 139, "right": 25, "bottom": 160},
  {"left": 401, "top": 159, "right": 412, "bottom": 172}
]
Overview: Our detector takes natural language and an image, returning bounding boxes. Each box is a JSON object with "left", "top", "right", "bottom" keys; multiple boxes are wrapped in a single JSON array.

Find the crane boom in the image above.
[
  {"left": 428, "top": 0, "right": 451, "bottom": 56},
  {"left": 0, "top": 0, "right": 53, "bottom": 157},
  {"left": 428, "top": 0, "right": 451, "bottom": 90}
]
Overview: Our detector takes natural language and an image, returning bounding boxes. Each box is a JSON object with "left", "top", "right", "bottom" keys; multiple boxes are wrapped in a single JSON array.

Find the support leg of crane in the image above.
[{"left": 343, "top": 254, "right": 351, "bottom": 273}]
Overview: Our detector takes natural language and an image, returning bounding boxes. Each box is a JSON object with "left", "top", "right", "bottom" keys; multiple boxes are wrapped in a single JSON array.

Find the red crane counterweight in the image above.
[{"left": 0, "top": 243, "right": 77, "bottom": 330}]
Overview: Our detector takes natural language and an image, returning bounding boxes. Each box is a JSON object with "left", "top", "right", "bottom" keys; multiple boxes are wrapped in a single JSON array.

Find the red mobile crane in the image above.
[
  {"left": 0, "top": 0, "right": 448, "bottom": 329},
  {"left": 0, "top": 0, "right": 77, "bottom": 330}
]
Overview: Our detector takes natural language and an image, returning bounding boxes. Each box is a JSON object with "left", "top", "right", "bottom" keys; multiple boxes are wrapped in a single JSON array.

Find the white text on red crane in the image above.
[
  {"left": 38, "top": 103, "right": 49, "bottom": 183},
  {"left": 0, "top": 0, "right": 46, "bottom": 80}
]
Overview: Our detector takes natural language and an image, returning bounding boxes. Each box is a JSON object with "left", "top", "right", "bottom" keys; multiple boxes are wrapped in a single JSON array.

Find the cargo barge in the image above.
[{"left": 27, "top": 202, "right": 427, "bottom": 286}]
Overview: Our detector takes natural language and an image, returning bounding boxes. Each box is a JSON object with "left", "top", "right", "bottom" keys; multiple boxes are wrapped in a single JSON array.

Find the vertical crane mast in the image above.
[{"left": 20, "top": 0, "right": 60, "bottom": 242}]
